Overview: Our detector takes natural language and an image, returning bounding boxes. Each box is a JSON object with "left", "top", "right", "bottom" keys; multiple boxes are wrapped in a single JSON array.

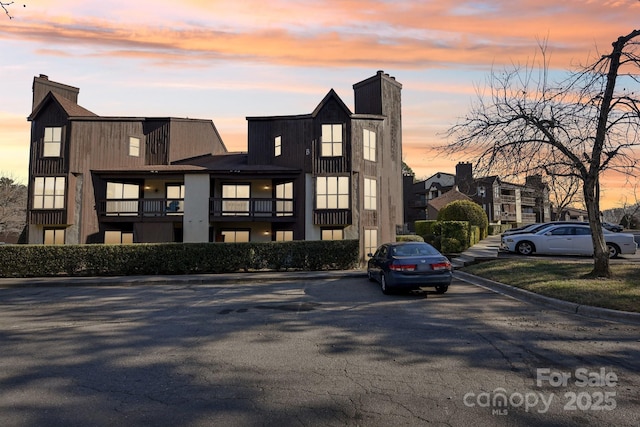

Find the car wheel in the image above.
[
  {"left": 607, "top": 243, "right": 620, "bottom": 258},
  {"left": 516, "top": 241, "right": 534, "bottom": 255},
  {"left": 380, "top": 274, "right": 392, "bottom": 295},
  {"left": 435, "top": 285, "right": 448, "bottom": 294},
  {"left": 367, "top": 270, "right": 376, "bottom": 282}
]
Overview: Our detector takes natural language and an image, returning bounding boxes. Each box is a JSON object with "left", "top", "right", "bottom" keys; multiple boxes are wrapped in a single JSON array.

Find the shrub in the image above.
[
  {"left": 437, "top": 200, "right": 489, "bottom": 240},
  {"left": 396, "top": 235, "right": 424, "bottom": 242},
  {"left": 0, "top": 240, "right": 360, "bottom": 278}
]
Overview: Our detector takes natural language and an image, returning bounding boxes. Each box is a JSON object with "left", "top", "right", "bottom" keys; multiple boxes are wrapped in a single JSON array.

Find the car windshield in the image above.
[{"left": 392, "top": 244, "right": 439, "bottom": 257}]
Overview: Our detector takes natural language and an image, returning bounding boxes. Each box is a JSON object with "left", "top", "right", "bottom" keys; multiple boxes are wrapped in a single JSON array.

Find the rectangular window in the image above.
[
  {"left": 44, "top": 228, "right": 65, "bottom": 245},
  {"left": 43, "top": 127, "right": 62, "bottom": 157},
  {"left": 166, "top": 184, "right": 185, "bottom": 214},
  {"left": 321, "top": 124, "right": 343, "bottom": 157},
  {"left": 129, "top": 136, "right": 141, "bottom": 157},
  {"left": 33, "top": 176, "right": 65, "bottom": 209},
  {"left": 363, "top": 129, "right": 376, "bottom": 161},
  {"left": 364, "top": 178, "right": 377, "bottom": 210},
  {"left": 105, "top": 231, "right": 134, "bottom": 244},
  {"left": 275, "top": 182, "right": 293, "bottom": 216},
  {"left": 316, "top": 176, "right": 349, "bottom": 209},
  {"left": 274, "top": 135, "right": 282, "bottom": 157},
  {"left": 321, "top": 228, "right": 344, "bottom": 240},
  {"left": 106, "top": 182, "right": 139, "bottom": 215},
  {"left": 275, "top": 230, "right": 293, "bottom": 241},
  {"left": 222, "top": 184, "right": 250, "bottom": 216},
  {"left": 221, "top": 230, "right": 250, "bottom": 243},
  {"left": 364, "top": 229, "right": 378, "bottom": 257}
]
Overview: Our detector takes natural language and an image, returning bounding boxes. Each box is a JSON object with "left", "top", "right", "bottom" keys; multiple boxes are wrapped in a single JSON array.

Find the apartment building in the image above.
[
  {"left": 26, "top": 71, "right": 404, "bottom": 261},
  {"left": 403, "top": 162, "right": 550, "bottom": 230}
]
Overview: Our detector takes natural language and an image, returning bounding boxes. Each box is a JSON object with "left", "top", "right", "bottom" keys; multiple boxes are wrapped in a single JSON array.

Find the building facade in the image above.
[
  {"left": 26, "top": 71, "right": 404, "bottom": 262},
  {"left": 403, "top": 162, "right": 550, "bottom": 230}
]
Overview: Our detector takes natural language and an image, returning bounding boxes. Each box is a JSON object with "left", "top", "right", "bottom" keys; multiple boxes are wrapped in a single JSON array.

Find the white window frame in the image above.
[
  {"left": 43, "top": 127, "right": 62, "bottom": 157},
  {"left": 316, "top": 176, "right": 349, "bottom": 209},
  {"left": 129, "top": 136, "right": 141, "bottom": 157},
  {"left": 274, "top": 135, "right": 282, "bottom": 157},
  {"left": 363, "top": 129, "right": 376, "bottom": 161},
  {"left": 275, "top": 182, "right": 294, "bottom": 216},
  {"left": 364, "top": 229, "right": 378, "bottom": 257},
  {"left": 222, "top": 183, "right": 251, "bottom": 216},
  {"left": 106, "top": 182, "right": 140, "bottom": 216},
  {"left": 364, "top": 178, "right": 377, "bottom": 210},
  {"left": 321, "top": 124, "right": 343, "bottom": 157},
  {"left": 33, "top": 176, "right": 66, "bottom": 209},
  {"left": 166, "top": 184, "right": 185, "bottom": 214}
]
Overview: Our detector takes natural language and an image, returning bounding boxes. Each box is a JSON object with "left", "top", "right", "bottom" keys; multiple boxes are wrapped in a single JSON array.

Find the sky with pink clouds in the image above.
[{"left": 1, "top": 0, "right": 639, "bottom": 209}]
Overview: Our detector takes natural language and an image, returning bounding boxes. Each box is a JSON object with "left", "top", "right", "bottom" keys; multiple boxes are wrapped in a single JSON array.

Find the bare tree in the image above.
[
  {"left": 544, "top": 166, "right": 584, "bottom": 220},
  {"left": 1, "top": 1, "right": 25, "bottom": 19},
  {"left": 0, "top": 175, "right": 27, "bottom": 243},
  {"left": 618, "top": 183, "right": 640, "bottom": 228},
  {"left": 444, "top": 30, "right": 640, "bottom": 278}
]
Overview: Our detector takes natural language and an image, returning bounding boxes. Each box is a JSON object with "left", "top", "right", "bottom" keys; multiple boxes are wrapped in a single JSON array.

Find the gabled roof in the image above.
[
  {"left": 311, "top": 89, "right": 352, "bottom": 117},
  {"left": 427, "top": 187, "right": 472, "bottom": 211},
  {"left": 28, "top": 91, "right": 97, "bottom": 120}
]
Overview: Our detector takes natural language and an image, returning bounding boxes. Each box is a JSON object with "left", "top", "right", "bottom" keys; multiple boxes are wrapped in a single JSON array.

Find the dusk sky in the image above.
[{"left": 1, "top": 0, "right": 639, "bottom": 209}]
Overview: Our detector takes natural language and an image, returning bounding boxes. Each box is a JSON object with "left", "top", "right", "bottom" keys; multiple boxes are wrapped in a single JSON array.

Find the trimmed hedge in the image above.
[{"left": 0, "top": 240, "right": 360, "bottom": 278}]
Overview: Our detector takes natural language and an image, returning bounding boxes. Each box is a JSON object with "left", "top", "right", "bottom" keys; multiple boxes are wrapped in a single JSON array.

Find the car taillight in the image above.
[
  {"left": 389, "top": 263, "right": 416, "bottom": 272},
  {"left": 431, "top": 262, "right": 451, "bottom": 271}
]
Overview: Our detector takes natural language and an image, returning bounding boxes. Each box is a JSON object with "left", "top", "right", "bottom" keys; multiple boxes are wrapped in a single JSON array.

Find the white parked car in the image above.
[{"left": 501, "top": 224, "right": 637, "bottom": 258}]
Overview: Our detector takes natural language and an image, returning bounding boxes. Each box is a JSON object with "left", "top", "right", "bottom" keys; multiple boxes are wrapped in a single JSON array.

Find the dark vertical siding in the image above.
[
  {"left": 168, "top": 119, "right": 227, "bottom": 162},
  {"left": 247, "top": 117, "right": 313, "bottom": 172},
  {"left": 144, "top": 120, "right": 170, "bottom": 165},
  {"left": 32, "top": 75, "right": 79, "bottom": 110}
]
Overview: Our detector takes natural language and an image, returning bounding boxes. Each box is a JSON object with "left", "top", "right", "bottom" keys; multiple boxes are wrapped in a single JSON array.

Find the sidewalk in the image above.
[{"left": 450, "top": 234, "right": 502, "bottom": 269}]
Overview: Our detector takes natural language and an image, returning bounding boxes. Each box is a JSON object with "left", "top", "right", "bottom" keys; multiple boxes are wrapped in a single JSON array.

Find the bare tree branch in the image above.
[{"left": 442, "top": 29, "right": 640, "bottom": 278}]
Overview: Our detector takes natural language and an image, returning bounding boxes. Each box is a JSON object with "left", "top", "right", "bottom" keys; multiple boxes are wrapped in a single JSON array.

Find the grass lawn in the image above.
[{"left": 461, "top": 259, "right": 640, "bottom": 313}]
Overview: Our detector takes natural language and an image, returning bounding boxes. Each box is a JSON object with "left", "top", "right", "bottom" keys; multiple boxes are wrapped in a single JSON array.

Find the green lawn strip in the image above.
[{"left": 461, "top": 260, "right": 640, "bottom": 313}]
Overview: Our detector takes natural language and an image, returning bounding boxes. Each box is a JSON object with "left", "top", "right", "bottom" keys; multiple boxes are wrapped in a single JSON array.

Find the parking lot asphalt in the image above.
[{"left": 1, "top": 234, "right": 639, "bottom": 326}]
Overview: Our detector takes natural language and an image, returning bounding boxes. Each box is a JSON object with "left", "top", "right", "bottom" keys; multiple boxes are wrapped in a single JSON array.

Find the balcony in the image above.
[
  {"left": 209, "top": 198, "right": 295, "bottom": 221},
  {"left": 98, "top": 197, "right": 297, "bottom": 222},
  {"left": 97, "top": 198, "right": 184, "bottom": 220}
]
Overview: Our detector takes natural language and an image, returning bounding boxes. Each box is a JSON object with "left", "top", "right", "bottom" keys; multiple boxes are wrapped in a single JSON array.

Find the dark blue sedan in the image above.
[{"left": 367, "top": 242, "right": 452, "bottom": 295}]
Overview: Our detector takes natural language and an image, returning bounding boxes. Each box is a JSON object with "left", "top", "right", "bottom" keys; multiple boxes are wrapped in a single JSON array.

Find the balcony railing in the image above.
[
  {"left": 98, "top": 197, "right": 297, "bottom": 220},
  {"left": 209, "top": 198, "right": 295, "bottom": 219},
  {"left": 98, "top": 198, "right": 184, "bottom": 217}
]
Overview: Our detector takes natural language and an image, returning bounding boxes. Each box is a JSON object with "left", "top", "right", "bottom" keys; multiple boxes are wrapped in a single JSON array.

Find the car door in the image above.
[
  {"left": 369, "top": 245, "right": 388, "bottom": 280},
  {"left": 570, "top": 227, "right": 594, "bottom": 255},
  {"left": 541, "top": 226, "right": 577, "bottom": 254}
]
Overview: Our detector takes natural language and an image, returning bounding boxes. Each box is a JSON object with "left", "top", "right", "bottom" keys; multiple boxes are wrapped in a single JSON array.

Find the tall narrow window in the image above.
[
  {"left": 129, "top": 136, "right": 141, "bottom": 157},
  {"left": 316, "top": 176, "right": 349, "bottom": 209},
  {"left": 33, "top": 176, "right": 65, "bottom": 209},
  {"left": 166, "top": 184, "right": 185, "bottom": 214},
  {"left": 43, "top": 127, "right": 62, "bottom": 157},
  {"left": 321, "top": 228, "right": 343, "bottom": 240},
  {"left": 222, "top": 184, "right": 250, "bottom": 216},
  {"left": 275, "top": 182, "right": 293, "bottom": 216},
  {"left": 364, "top": 178, "right": 377, "bottom": 210},
  {"left": 321, "top": 124, "right": 343, "bottom": 157},
  {"left": 364, "top": 229, "right": 378, "bottom": 257},
  {"left": 106, "top": 182, "right": 139, "bottom": 215},
  {"left": 363, "top": 129, "right": 376, "bottom": 161},
  {"left": 44, "top": 228, "right": 65, "bottom": 245},
  {"left": 274, "top": 136, "right": 282, "bottom": 157}
]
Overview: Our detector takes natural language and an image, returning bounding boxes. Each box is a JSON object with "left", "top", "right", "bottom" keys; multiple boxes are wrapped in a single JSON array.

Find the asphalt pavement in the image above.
[{"left": 0, "top": 234, "right": 638, "bottom": 326}]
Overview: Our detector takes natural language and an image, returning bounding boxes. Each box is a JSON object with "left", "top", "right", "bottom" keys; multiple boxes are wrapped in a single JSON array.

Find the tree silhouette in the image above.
[{"left": 444, "top": 30, "right": 640, "bottom": 278}]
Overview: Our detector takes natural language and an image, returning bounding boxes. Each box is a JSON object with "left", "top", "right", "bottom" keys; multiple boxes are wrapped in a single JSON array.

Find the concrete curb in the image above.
[{"left": 454, "top": 270, "right": 640, "bottom": 326}]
